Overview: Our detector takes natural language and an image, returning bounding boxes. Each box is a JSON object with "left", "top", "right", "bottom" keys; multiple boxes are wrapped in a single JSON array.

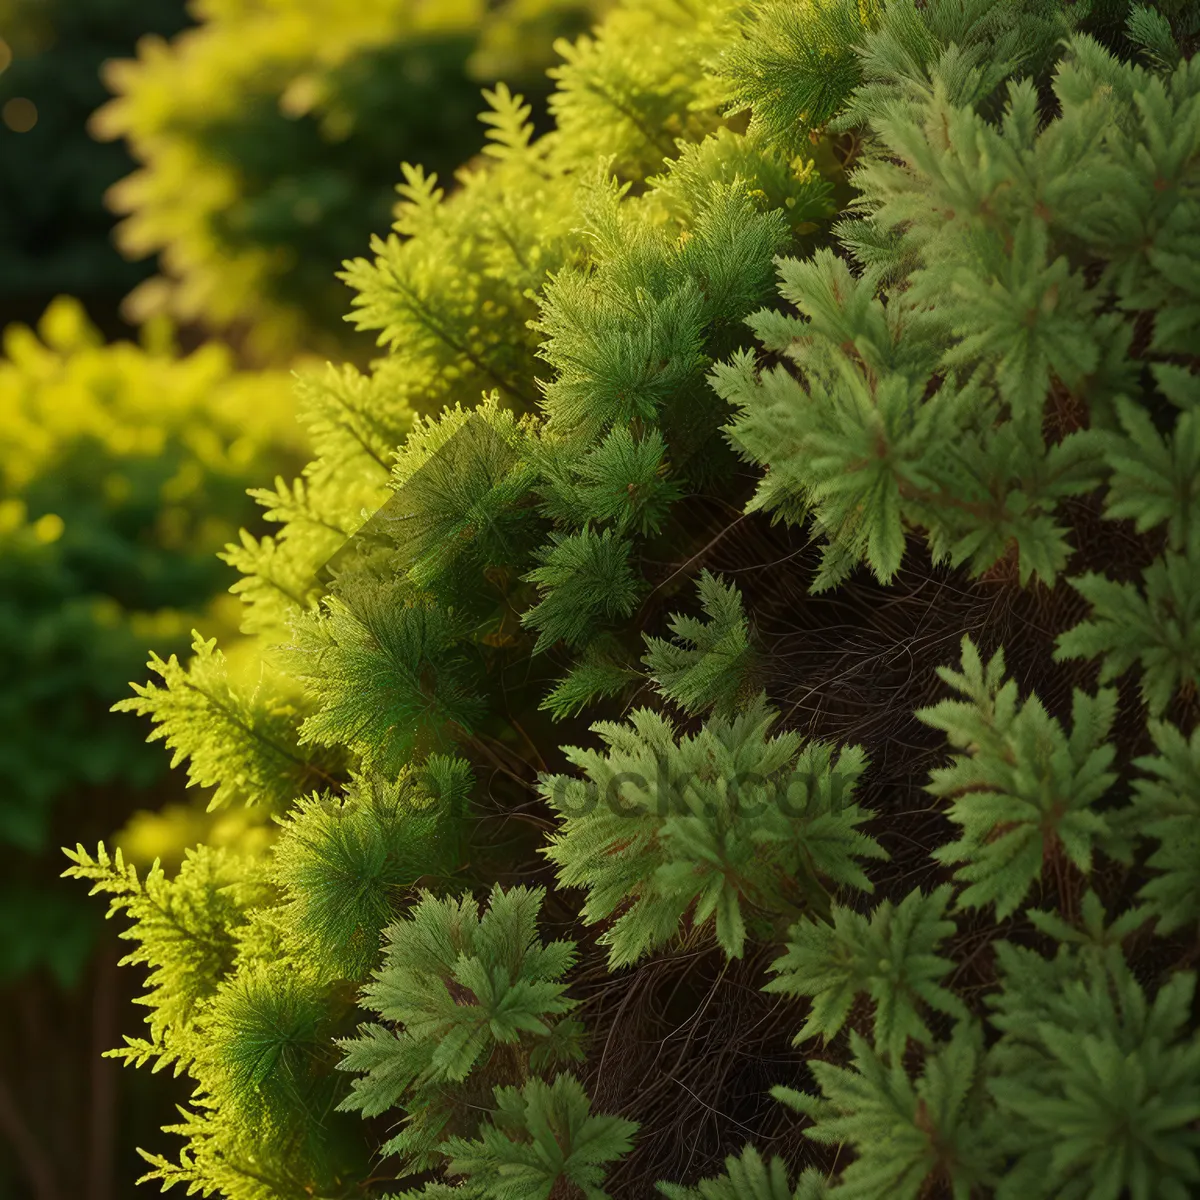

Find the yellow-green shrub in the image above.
[
  {"left": 93, "top": 0, "right": 603, "bottom": 360},
  {"left": 0, "top": 296, "right": 304, "bottom": 984}
]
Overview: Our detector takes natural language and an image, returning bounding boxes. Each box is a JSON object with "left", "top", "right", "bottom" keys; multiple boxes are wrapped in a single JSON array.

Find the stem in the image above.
[
  {"left": 88, "top": 945, "right": 119, "bottom": 1200},
  {"left": 0, "top": 1070, "right": 58, "bottom": 1200},
  {"left": 638, "top": 513, "right": 751, "bottom": 616}
]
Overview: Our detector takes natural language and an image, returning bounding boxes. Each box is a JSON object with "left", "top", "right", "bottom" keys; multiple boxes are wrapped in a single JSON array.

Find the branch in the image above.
[{"left": 0, "top": 1070, "right": 58, "bottom": 1200}]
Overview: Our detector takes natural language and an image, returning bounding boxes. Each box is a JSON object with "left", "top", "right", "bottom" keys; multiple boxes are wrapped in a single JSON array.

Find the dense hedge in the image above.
[{"left": 69, "top": 1, "right": 1200, "bottom": 1198}]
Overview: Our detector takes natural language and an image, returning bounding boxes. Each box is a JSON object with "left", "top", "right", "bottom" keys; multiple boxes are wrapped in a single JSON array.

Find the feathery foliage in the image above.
[
  {"left": 270, "top": 762, "right": 472, "bottom": 980},
  {"left": 914, "top": 635, "right": 1122, "bottom": 919},
  {"left": 643, "top": 570, "right": 758, "bottom": 717},
  {"left": 765, "top": 884, "right": 966, "bottom": 1061},
  {"left": 541, "top": 696, "right": 881, "bottom": 964},
  {"left": 71, "top": 2, "right": 1200, "bottom": 1196},
  {"left": 93, "top": 0, "right": 601, "bottom": 357},
  {"left": 522, "top": 526, "right": 644, "bottom": 653},
  {"left": 288, "top": 584, "right": 487, "bottom": 775},
  {"left": 407, "top": 1074, "right": 639, "bottom": 1200},
  {"left": 62, "top": 842, "right": 256, "bottom": 1074},
  {"left": 114, "top": 631, "right": 344, "bottom": 812},
  {"left": 657, "top": 1146, "right": 830, "bottom": 1200},
  {"left": 337, "top": 885, "right": 585, "bottom": 1168},
  {"left": 1120, "top": 718, "right": 1200, "bottom": 933},
  {"left": 777, "top": 1020, "right": 998, "bottom": 1200}
]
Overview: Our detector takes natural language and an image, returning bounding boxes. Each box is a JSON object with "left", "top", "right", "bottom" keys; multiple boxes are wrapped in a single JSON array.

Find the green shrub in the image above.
[
  {"left": 93, "top": 0, "right": 602, "bottom": 359},
  {"left": 0, "top": 296, "right": 304, "bottom": 983},
  {"left": 71, "top": 1, "right": 1200, "bottom": 1197}
]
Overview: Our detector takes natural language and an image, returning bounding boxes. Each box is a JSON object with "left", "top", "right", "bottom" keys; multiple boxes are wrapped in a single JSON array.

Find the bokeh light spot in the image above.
[
  {"left": 0, "top": 39, "right": 12, "bottom": 73},
  {"left": 3, "top": 97, "right": 37, "bottom": 132},
  {"left": 33, "top": 512, "right": 64, "bottom": 543}
]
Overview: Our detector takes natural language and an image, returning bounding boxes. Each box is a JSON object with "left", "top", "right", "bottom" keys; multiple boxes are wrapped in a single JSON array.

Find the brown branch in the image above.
[
  {"left": 88, "top": 945, "right": 120, "bottom": 1200},
  {"left": 0, "top": 1070, "right": 58, "bottom": 1200},
  {"left": 637, "top": 513, "right": 752, "bottom": 618}
]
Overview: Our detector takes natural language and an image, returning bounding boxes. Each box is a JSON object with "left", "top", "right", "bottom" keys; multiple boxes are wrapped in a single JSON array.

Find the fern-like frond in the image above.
[
  {"left": 765, "top": 885, "right": 966, "bottom": 1061},
  {"left": 541, "top": 696, "right": 881, "bottom": 966}
]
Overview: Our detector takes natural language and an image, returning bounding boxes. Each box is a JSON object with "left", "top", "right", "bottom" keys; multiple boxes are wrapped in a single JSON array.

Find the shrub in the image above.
[
  {"left": 1, "top": 296, "right": 303, "bottom": 981},
  {"left": 72, "top": 1, "right": 1200, "bottom": 1197},
  {"left": 92, "top": 0, "right": 602, "bottom": 359},
  {"left": 0, "top": 296, "right": 307, "bottom": 1198}
]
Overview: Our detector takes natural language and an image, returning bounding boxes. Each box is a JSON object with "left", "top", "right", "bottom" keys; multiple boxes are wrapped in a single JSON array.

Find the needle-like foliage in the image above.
[
  {"left": 765, "top": 885, "right": 966, "bottom": 1061},
  {"left": 72, "top": 1, "right": 1200, "bottom": 1196},
  {"left": 540, "top": 696, "right": 882, "bottom": 965},
  {"left": 337, "top": 885, "right": 586, "bottom": 1168}
]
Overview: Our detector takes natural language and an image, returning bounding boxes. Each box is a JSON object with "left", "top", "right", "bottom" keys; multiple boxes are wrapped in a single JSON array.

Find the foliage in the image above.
[
  {"left": 270, "top": 762, "right": 472, "bottom": 980},
  {"left": 69, "top": 2, "right": 1200, "bottom": 1198},
  {"left": 287, "top": 583, "right": 488, "bottom": 775},
  {"left": 914, "top": 636, "right": 1123, "bottom": 920},
  {"left": 776, "top": 1020, "right": 999, "bottom": 1200},
  {"left": 1054, "top": 552, "right": 1200, "bottom": 716},
  {"left": 657, "top": 1146, "right": 830, "bottom": 1200},
  {"left": 541, "top": 696, "right": 880, "bottom": 965},
  {"left": 112, "top": 630, "right": 344, "bottom": 813},
  {"left": 715, "top": 1, "right": 1200, "bottom": 594},
  {"left": 337, "top": 885, "right": 586, "bottom": 1168},
  {"left": 764, "top": 884, "right": 966, "bottom": 1061},
  {"left": 435, "top": 1074, "right": 638, "bottom": 1200},
  {"left": 1119, "top": 718, "right": 1200, "bottom": 933},
  {"left": 522, "top": 526, "right": 644, "bottom": 653},
  {"left": 393, "top": 1074, "right": 639, "bottom": 1200},
  {"left": 61, "top": 772, "right": 480, "bottom": 1197},
  {"left": 642, "top": 569, "right": 758, "bottom": 717},
  {"left": 93, "top": 0, "right": 602, "bottom": 358},
  {"left": 0, "top": 296, "right": 301, "bottom": 987},
  {"left": 985, "top": 899, "right": 1200, "bottom": 1199},
  {"left": 62, "top": 841, "right": 255, "bottom": 1074}
]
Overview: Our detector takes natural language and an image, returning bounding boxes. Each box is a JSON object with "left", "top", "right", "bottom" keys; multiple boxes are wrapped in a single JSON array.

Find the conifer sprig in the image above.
[
  {"left": 288, "top": 584, "right": 486, "bottom": 776},
  {"left": 423, "top": 1074, "right": 639, "bottom": 1200},
  {"left": 915, "top": 635, "right": 1122, "bottom": 919},
  {"left": 657, "top": 1146, "right": 830, "bottom": 1200},
  {"left": 112, "top": 631, "right": 344, "bottom": 811},
  {"left": 776, "top": 1021, "right": 998, "bottom": 1200},
  {"left": 270, "top": 762, "right": 471, "bottom": 981},
  {"left": 1120, "top": 717, "right": 1200, "bottom": 934},
  {"left": 337, "top": 885, "right": 585, "bottom": 1168},
  {"left": 62, "top": 843, "right": 257, "bottom": 1074},
  {"left": 539, "top": 639, "right": 642, "bottom": 722},
  {"left": 540, "top": 696, "right": 881, "bottom": 965},
  {"left": 1054, "top": 552, "right": 1200, "bottom": 718},
  {"left": 765, "top": 885, "right": 966, "bottom": 1061},
  {"left": 521, "top": 527, "right": 644, "bottom": 653},
  {"left": 642, "top": 570, "right": 758, "bottom": 717}
]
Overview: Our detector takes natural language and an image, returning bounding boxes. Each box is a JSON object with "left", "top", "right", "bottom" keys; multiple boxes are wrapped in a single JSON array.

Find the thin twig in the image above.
[
  {"left": 0, "top": 1070, "right": 58, "bottom": 1200},
  {"left": 638, "top": 513, "right": 752, "bottom": 616},
  {"left": 88, "top": 944, "right": 119, "bottom": 1200}
]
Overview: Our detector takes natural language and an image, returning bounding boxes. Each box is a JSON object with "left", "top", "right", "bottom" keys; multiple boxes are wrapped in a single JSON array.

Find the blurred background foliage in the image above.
[
  {"left": 94, "top": 0, "right": 599, "bottom": 361},
  {"left": 0, "top": 294, "right": 303, "bottom": 940},
  {"left": 0, "top": 296, "right": 303, "bottom": 1197},
  {"left": 0, "top": 2, "right": 599, "bottom": 1188}
]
